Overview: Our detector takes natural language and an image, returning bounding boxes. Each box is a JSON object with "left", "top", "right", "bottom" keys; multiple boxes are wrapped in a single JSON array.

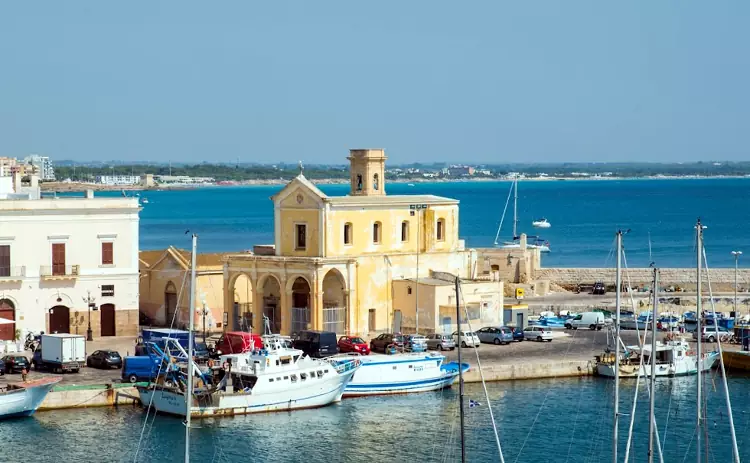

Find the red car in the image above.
[{"left": 338, "top": 336, "right": 370, "bottom": 355}]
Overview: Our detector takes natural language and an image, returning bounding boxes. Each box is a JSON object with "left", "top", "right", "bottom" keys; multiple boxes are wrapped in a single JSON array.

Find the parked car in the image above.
[
  {"left": 338, "top": 336, "right": 370, "bottom": 355},
  {"left": 452, "top": 331, "right": 481, "bottom": 348},
  {"left": 592, "top": 281, "right": 606, "bottom": 295},
  {"left": 86, "top": 350, "right": 123, "bottom": 369},
  {"left": 0, "top": 358, "right": 5, "bottom": 375},
  {"left": 523, "top": 326, "right": 553, "bottom": 342},
  {"left": 513, "top": 328, "right": 525, "bottom": 342},
  {"left": 565, "top": 312, "right": 605, "bottom": 330},
  {"left": 476, "top": 327, "right": 513, "bottom": 345},
  {"left": 292, "top": 330, "right": 339, "bottom": 358},
  {"left": 693, "top": 326, "right": 731, "bottom": 343},
  {"left": 426, "top": 333, "right": 455, "bottom": 351},
  {"left": 122, "top": 356, "right": 161, "bottom": 383},
  {"left": 404, "top": 335, "right": 428, "bottom": 352},
  {"left": 369, "top": 333, "right": 406, "bottom": 353},
  {"left": 2, "top": 355, "right": 30, "bottom": 374}
]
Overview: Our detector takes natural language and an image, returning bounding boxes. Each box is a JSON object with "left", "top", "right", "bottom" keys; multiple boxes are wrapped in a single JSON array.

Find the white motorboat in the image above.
[
  {"left": 596, "top": 338, "right": 719, "bottom": 378},
  {"left": 333, "top": 352, "right": 469, "bottom": 397},
  {"left": 0, "top": 376, "right": 61, "bottom": 419},
  {"left": 532, "top": 218, "right": 551, "bottom": 228},
  {"left": 138, "top": 334, "right": 359, "bottom": 418},
  {"left": 494, "top": 179, "right": 551, "bottom": 253}
]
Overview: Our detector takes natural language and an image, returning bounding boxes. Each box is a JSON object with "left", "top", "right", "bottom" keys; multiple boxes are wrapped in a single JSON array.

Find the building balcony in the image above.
[
  {"left": 40, "top": 265, "right": 80, "bottom": 280},
  {"left": 0, "top": 266, "right": 25, "bottom": 282}
]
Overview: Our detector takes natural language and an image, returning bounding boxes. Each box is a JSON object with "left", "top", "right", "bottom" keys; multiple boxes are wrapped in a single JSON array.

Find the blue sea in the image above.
[{"left": 133, "top": 178, "right": 750, "bottom": 268}]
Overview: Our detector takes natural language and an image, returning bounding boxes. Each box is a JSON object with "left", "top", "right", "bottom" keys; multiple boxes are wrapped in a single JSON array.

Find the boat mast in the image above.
[
  {"left": 695, "top": 219, "right": 703, "bottom": 463},
  {"left": 455, "top": 276, "right": 466, "bottom": 463},
  {"left": 185, "top": 234, "right": 197, "bottom": 463},
  {"left": 648, "top": 267, "right": 659, "bottom": 463},
  {"left": 512, "top": 179, "right": 518, "bottom": 238},
  {"left": 613, "top": 230, "right": 622, "bottom": 463}
]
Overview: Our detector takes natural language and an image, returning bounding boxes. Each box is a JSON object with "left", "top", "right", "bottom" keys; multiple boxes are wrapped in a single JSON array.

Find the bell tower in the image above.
[{"left": 347, "top": 149, "right": 387, "bottom": 196}]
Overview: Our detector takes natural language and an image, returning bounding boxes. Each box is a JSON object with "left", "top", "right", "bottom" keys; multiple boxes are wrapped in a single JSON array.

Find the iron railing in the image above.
[
  {"left": 291, "top": 307, "right": 310, "bottom": 334},
  {"left": 0, "top": 266, "right": 25, "bottom": 278},
  {"left": 40, "top": 265, "right": 79, "bottom": 277},
  {"left": 322, "top": 306, "right": 346, "bottom": 334}
]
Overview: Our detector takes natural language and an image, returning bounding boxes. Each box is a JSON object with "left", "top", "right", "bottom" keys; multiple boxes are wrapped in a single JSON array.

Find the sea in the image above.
[
  {"left": 11, "top": 178, "right": 746, "bottom": 462},
  {"left": 133, "top": 178, "right": 750, "bottom": 268}
]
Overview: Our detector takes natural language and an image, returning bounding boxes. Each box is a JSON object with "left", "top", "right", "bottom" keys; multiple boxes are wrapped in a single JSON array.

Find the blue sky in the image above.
[{"left": 1, "top": 2, "right": 748, "bottom": 164}]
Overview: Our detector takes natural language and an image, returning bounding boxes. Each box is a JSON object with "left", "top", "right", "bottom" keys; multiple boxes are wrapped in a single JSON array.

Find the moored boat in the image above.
[
  {"left": 596, "top": 338, "right": 718, "bottom": 378},
  {"left": 532, "top": 218, "right": 551, "bottom": 228},
  {"left": 334, "top": 352, "right": 469, "bottom": 397},
  {"left": 0, "top": 376, "right": 62, "bottom": 419}
]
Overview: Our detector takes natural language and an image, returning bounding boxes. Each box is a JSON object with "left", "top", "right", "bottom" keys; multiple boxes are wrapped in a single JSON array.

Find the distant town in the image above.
[{"left": 4, "top": 155, "right": 750, "bottom": 189}]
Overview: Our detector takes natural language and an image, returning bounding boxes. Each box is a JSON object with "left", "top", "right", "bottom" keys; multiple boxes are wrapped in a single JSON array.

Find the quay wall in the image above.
[
  {"left": 537, "top": 267, "right": 750, "bottom": 290},
  {"left": 462, "top": 360, "right": 594, "bottom": 382},
  {"left": 39, "top": 384, "right": 142, "bottom": 410}
]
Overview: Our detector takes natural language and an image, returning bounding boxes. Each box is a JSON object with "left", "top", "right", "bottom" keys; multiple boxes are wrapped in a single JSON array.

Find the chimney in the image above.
[{"left": 85, "top": 189, "right": 94, "bottom": 199}]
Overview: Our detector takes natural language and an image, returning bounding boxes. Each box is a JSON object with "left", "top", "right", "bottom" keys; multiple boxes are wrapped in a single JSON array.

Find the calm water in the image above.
[
  {"left": 3, "top": 376, "right": 749, "bottom": 462},
  {"left": 132, "top": 178, "right": 750, "bottom": 268}
]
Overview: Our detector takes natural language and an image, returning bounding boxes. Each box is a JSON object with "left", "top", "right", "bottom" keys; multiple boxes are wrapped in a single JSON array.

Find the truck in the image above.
[{"left": 32, "top": 334, "right": 86, "bottom": 373}]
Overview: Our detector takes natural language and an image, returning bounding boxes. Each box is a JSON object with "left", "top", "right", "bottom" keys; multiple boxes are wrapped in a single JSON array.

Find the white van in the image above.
[{"left": 565, "top": 312, "right": 605, "bottom": 330}]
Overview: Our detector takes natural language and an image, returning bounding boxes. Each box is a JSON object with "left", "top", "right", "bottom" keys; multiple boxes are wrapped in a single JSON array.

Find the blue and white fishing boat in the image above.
[
  {"left": 335, "top": 352, "right": 469, "bottom": 397},
  {"left": 0, "top": 376, "right": 61, "bottom": 419}
]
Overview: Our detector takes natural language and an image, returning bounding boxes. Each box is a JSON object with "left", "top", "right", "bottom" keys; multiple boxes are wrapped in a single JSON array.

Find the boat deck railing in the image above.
[{"left": 323, "top": 357, "right": 360, "bottom": 374}]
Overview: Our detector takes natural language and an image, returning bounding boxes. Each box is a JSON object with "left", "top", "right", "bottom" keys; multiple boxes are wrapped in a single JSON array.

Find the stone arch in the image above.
[
  {"left": 259, "top": 274, "right": 282, "bottom": 334},
  {"left": 322, "top": 269, "right": 347, "bottom": 334},
  {"left": 230, "top": 272, "right": 254, "bottom": 332},
  {"left": 49, "top": 305, "right": 70, "bottom": 334},
  {"left": 290, "top": 276, "right": 311, "bottom": 334},
  {"left": 163, "top": 281, "right": 178, "bottom": 327},
  {"left": 373, "top": 173, "right": 380, "bottom": 191}
]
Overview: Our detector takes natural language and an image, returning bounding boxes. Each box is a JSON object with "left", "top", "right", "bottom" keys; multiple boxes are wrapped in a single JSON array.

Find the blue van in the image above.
[{"left": 122, "top": 356, "right": 160, "bottom": 383}]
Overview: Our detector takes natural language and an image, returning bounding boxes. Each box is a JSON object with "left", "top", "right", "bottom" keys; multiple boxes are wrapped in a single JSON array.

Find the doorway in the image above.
[
  {"left": 49, "top": 305, "right": 70, "bottom": 333},
  {"left": 100, "top": 303, "right": 116, "bottom": 336},
  {"left": 0, "top": 299, "right": 15, "bottom": 341}
]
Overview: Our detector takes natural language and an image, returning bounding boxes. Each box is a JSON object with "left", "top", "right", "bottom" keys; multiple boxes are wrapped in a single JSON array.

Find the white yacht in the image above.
[
  {"left": 596, "top": 338, "right": 718, "bottom": 378},
  {"left": 532, "top": 218, "right": 551, "bottom": 228},
  {"left": 138, "top": 334, "right": 360, "bottom": 418}
]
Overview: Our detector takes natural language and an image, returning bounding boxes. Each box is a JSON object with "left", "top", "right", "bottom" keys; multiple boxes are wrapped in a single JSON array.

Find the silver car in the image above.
[
  {"left": 425, "top": 333, "right": 455, "bottom": 351},
  {"left": 476, "top": 326, "right": 513, "bottom": 345},
  {"left": 523, "top": 326, "right": 553, "bottom": 342}
]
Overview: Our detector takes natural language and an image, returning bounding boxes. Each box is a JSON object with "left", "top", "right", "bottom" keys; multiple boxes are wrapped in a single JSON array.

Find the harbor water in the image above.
[
  {"left": 135, "top": 178, "right": 750, "bottom": 268},
  {"left": 3, "top": 375, "right": 749, "bottom": 462}
]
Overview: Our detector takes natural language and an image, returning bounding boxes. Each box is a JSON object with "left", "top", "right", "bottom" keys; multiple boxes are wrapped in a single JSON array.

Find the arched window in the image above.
[
  {"left": 401, "top": 221, "right": 409, "bottom": 242},
  {"left": 344, "top": 222, "right": 353, "bottom": 245},
  {"left": 373, "top": 222, "right": 382, "bottom": 244},
  {"left": 373, "top": 173, "right": 379, "bottom": 191},
  {"left": 437, "top": 218, "right": 445, "bottom": 241},
  {"left": 356, "top": 174, "right": 363, "bottom": 191}
]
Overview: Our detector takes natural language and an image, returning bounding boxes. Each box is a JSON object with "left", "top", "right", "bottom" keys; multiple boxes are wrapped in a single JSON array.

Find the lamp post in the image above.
[
  {"left": 83, "top": 291, "right": 97, "bottom": 341},
  {"left": 732, "top": 251, "right": 742, "bottom": 316}
]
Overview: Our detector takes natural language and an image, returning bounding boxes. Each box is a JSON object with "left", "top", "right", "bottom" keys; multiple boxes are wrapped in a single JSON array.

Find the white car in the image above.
[
  {"left": 523, "top": 326, "right": 553, "bottom": 342},
  {"left": 452, "top": 331, "right": 481, "bottom": 348}
]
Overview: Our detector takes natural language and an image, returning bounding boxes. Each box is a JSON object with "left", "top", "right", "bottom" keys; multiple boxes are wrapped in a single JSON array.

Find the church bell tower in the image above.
[{"left": 347, "top": 149, "right": 387, "bottom": 196}]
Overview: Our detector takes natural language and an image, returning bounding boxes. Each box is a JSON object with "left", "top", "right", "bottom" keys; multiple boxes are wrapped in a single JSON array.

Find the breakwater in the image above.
[{"left": 537, "top": 267, "right": 750, "bottom": 291}]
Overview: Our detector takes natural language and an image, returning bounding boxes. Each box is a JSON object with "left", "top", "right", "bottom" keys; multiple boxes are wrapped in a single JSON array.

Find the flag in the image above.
[{"left": 469, "top": 399, "right": 481, "bottom": 408}]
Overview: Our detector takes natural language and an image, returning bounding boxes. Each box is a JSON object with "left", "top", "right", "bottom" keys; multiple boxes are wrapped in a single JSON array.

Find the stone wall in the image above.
[{"left": 536, "top": 268, "right": 750, "bottom": 292}]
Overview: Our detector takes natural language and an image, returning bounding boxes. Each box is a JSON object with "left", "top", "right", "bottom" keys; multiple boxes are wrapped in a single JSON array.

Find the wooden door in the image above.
[
  {"left": 0, "top": 299, "right": 15, "bottom": 341},
  {"left": 100, "top": 304, "right": 116, "bottom": 336},
  {"left": 52, "top": 243, "right": 66, "bottom": 275},
  {"left": 0, "top": 245, "right": 10, "bottom": 277},
  {"left": 49, "top": 305, "right": 70, "bottom": 333}
]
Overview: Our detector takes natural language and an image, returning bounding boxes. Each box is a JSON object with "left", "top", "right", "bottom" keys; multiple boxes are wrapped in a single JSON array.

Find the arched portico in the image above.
[
  {"left": 290, "top": 277, "right": 311, "bottom": 334},
  {"left": 322, "top": 269, "right": 347, "bottom": 334},
  {"left": 230, "top": 273, "right": 254, "bottom": 332},
  {"left": 259, "top": 274, "right": 282, "bottom": 334}
]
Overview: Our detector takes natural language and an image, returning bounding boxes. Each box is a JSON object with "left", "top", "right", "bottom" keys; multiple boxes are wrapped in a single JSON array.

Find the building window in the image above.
[
  {"left": 373, "top": 222, "right": 381, "bottom": 244},
  {"left": 437, "top": 218, "right": 445, "bottom": 241},
  {"left": 407, "top": 286, "right": 412, "bottom": 295},
  {"left": 52, "top": 243, "right": 66, "bottom": 275},
  {"left": 0, "top": 245, "right": 9, "bottom": 277},
  {"left": 295, "top": 224, "right": 306, "bottom": 250},
  {"left": 101, "top": 242, "right": 113, "bottom": 265},
  {"left": 373, "top": 173, "right": 379, "bottom": 191},
  {"left": 356, "top": 174, "right": 363, "bottom": 191},
  {"left": 102, "top": 285, "right": 115, "bottom": 297},
  {"left": 401, "top": 221, "right": 409, "bottom": 242},
  {"left": 344, "top": 223, "right": 353, "bottom": 245}
]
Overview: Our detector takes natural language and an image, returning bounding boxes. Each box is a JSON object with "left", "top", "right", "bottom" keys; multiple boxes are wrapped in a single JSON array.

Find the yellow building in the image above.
[
  {"left": 139, "top": 247, "right": 250, "bottom": 332},
  {"left": 224, "top": 149, "right": 504, "bottom": 337}
]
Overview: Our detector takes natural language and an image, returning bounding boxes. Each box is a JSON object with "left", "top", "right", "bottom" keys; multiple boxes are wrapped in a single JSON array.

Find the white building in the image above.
[
  {"left": 95, "top": 175, "right": 141, "bottom": 185},
  {"left": 0, "top": 180, "right": 140, "bottom": 340},
  {"left": 23, "top": 155, "right": 55, "bottom": 181}
]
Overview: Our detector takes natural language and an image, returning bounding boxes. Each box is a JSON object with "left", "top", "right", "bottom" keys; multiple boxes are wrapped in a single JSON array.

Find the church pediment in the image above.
[{"left": 272, "top": 174, "right": 327, "bottom": 209}]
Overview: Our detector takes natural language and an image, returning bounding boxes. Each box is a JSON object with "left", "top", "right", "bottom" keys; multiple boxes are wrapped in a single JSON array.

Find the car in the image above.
[
  {"left": 425, "top": 333, "right": 455, "bottom": 351},
  {"left": 565, "top": 312, "right": 605, "bottom": 330},
  {"left": 523, "top": 326, "right": 553, "bottom": 342},
  {"left": 476, "top": 326, "right": 513, "bottom": 345},
  {"left": 0, "top": 358, "right": 4, "bottom": 375},
  {"left": 512, "top": 328, "right": 525, "bottom": 342},
  {"left": 404, "top": 334, "right": 427, "bottom": 352},
  {"left": 292, "top": 330, "right": 339, "bottom": 358},
  {"left": 692, "top": 326, "right": 731, "bottom": 343},
  {"left": 592, "top": 281, "right": 606, "bottom": 295},
  {"left": 451, "top": 331, "right": 481, "bottom": 348},
  {"left": 86, "top": 350, "right": 123, "bottom": 369},
  {"left": 369, "top": 333, "right": 406, "bottom": 353},
  {"left": 1, "top": 355, "right": 31, "bottom": 374},
  {"left": 338, "top": 336, "right": 370, "bottom": 355}
]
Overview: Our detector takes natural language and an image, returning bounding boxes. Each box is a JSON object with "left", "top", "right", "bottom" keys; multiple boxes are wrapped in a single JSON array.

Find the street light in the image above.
[
  {"left": 82, "top": 290, "right": 97, "bottom": 341},
  {"left": 732, "top": 251, "right": 742, "bottom": 316}
]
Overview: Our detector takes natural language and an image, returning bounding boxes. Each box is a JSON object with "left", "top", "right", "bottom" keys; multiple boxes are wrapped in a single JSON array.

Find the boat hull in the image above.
[
  {"left": 596, "top": 352, "right": 719, "bottom": 378},
  {"left": 722, "top": 351, "right": 750, "bottom": 371},
  {"left": 138, "top": 368, "right": 356, "bottom": 418},
  {"left": 0, "top": 377, "right": 61, "bottom": 420},
  {"left": 342, "top": 353, "right": 469, "bottom": 397}
]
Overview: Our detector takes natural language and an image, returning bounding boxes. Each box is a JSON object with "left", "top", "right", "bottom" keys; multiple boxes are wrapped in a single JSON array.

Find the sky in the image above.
[{"left": 1, "top": 2, "right": 748, "bottom": 164}]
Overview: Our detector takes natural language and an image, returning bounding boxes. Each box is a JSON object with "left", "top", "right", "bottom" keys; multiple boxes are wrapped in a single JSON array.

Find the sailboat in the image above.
[{"left": 493, "top": 179, "right": 550, "bottom": 252}]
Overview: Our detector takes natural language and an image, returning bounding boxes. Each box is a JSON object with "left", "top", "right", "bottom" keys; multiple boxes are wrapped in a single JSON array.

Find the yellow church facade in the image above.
[{"left": 223, "top": 149, "right": 500, "bottom": 337}]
